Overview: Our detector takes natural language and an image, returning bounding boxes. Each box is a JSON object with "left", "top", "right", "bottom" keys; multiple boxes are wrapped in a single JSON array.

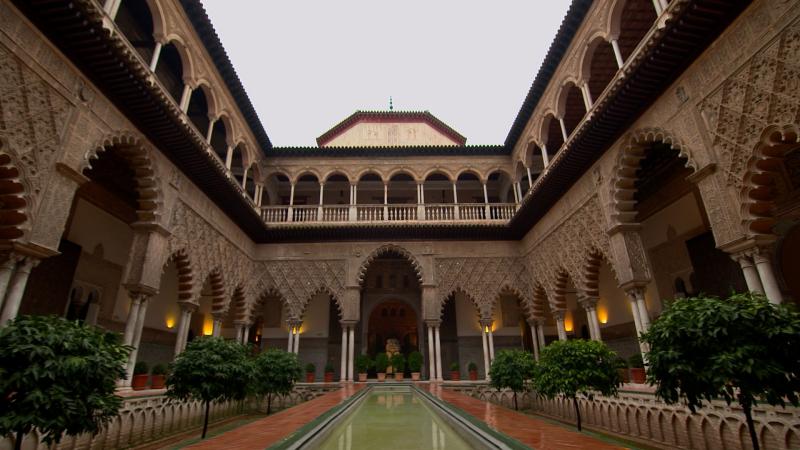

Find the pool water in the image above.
[{"left": 316, "top": 389, "right": 474, "bottom": 450}]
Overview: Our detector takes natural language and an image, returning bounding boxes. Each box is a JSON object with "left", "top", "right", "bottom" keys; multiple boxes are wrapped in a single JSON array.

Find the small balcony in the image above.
[{"left": 260, "top": 203, "right": 518, "bottom": 225}]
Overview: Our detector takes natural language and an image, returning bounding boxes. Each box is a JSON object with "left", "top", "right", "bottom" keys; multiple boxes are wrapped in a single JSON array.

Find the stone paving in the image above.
[{"left": 181, "top": 384, "right": 627, "bottom": 449}]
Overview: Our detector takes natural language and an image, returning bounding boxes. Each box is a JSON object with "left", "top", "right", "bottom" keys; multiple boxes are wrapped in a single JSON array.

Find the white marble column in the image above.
[
  {"left": 242, "top": 326, "right": 250, "bottom": 344},
  {"left": 487, "top": 327, "right": 495, "bottom": 361},
  {"left": 212, "top": 318, "right": 223, "bottom": 337},
  {"left": 123, "top": 294, "right": 150, "bottom": 388},
  {"left": 173, "top": 306, "right": 193, "bottom": 356},
  {"left": 347, "top": 325, "right": 355, "bottom": 382},
  {"left": 480, "top": 324, "right": 490, "bottom": 380},
  {"left": 536, "top": 319, "right": 546, "bottom": 351},
  {"left": 627, "top": 289, "right": 649, "bottom": 355},
  {"left": 529, "top": 322, "right": 540, "bottom": 361},
  {"left": 554, "top": 311, "right": 567, "bottom": 341},
  {"left": 0, "top": 257, "right": 37, "bottom": 326},
  {"left": 580, "top": 297, "right": 602, "bottom": 341},
  {"left": 558, "top": 117, "right": 568, "bottom": 141},
  {"left": 753, "top": 249, "right": 784, "bottom": 304},
  {"left": 427, "top": 325, "right": 436, "bottom": 380},
  {"left": 340, "top": 325, "right": 348, "bottom": 382},
  {"left": 234, "top": 323, "right": 244, "bottom": 343},
  {"left": 434, "top": 326, "right": 443, "bottom": 381},
  {"left": 611, "top": 39, "right": 624, "bottom": 68},
  {"left": 0, "top": 256, "right": 20, "bottom": 313},
  {"left": 287, "top": 326, "right": 294, "bottom": 352},
  {"left": 733, "top": 251, "right": 764, "bottom": 294},
  {"left": 581, "top": 82, "right": 593, "bottom": 111},
  {"left": 179, "top": 84, "right": 192, "bottom": 112},
  {"left": 540, "top": 144, "right": 550, "bottom": 168},
  {"left": 293, "top": 325, "right": 301, "bottom": 354}
]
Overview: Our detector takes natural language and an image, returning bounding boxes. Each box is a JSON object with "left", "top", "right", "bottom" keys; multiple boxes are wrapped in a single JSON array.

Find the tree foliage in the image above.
[
  {"left": 488, "top": 349, "right": 536, "bottom": 410},
  {"left": 641, "top": 293, "right": 800, "bottom": 450},
  {"left": 166, "top": 337, "right": 253, "bottom": 438},
  {"left": 534, "top": 339, "right": 620, "bottom": 430},
  {"left": 0, "top": 315, "right": 130, "bottom": 450},
  {"left": 252, "top": 349, "right": 301, "bottom": 414}
]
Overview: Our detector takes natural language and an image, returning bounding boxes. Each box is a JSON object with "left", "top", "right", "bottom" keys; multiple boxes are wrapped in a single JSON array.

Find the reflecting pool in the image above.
[{"left": 316, "top": 389, "right": 473, "bottom": 450}]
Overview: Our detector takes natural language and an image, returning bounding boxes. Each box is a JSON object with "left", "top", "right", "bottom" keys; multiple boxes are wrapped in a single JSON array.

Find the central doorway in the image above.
[{"left": 367, "top": 300, "right": 419, "bottom": 355}]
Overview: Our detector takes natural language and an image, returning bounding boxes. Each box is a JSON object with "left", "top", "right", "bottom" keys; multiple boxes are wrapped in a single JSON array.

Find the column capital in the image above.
[
  {"left": 478, "top": 318, "right": 494, "bottom": 328},
  {"left": 177, "top": 301, "right": 199, "bottom": 313},
  {"left": 624, "top": 285, "right": 646, "bottom": 301},
  {"left": 339, "top": 320, "right": 358, "bottom": 327},
  {"left": 551, "top": 310, "right": 566, "bottom": 321},
  {"left": 578, "top": 295, "right": 598, "bottom": 310},
  {"left": 424, "top": 319, "right": 442, "bottom": 328},
  {"left": 125, "top": 287, "right": 153, "bottom": 303}
]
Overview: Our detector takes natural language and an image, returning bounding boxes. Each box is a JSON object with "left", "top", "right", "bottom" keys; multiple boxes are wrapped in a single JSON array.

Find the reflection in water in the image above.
[{"left": 318, "top": 390, "right": 472, "bottom": 450}]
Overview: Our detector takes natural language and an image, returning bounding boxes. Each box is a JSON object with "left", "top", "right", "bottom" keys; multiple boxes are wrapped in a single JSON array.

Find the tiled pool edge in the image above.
[{"left": 268, "top": 383, "right": 528, "bottom": 450}]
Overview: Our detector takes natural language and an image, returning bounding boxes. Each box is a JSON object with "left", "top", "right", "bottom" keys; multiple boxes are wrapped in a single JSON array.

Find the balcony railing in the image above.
[{"left": 260, "top": 203, "right": 518, "bottom": 224}]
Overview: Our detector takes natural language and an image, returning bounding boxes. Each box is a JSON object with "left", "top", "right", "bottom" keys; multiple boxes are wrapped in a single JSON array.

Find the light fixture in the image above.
[
  {"left": 484, "top": 325, "right": 489, "bottom": 333},
  {"left": 165, "top": 317, "right": 175, "bottom": 329},
  {"left": 597, "top": 306, "right": 608, "bottom": 324},
  {"left": 202, "top": 317, "right": 214, "bottom": 336}
]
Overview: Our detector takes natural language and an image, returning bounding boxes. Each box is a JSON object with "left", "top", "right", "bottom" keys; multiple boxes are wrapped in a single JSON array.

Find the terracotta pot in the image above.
[
  {"left": 132, "top": 374, "right": 149, "bottom": 390},
  {"left": 324, "top": 372, "right": 335, "bottom": 383},
  {"left": 450, "top": 371, "right": 460, "bottom": 381},
  {"left": 468, "top": 370, "right": 478, "bottom": 381},
  {"left": 411, "top": 372, "right": 420, "bottom": 381},
  {"left": 358, "top": 373, "right": 367, "bottom": 382},
  {"left": 394, "top": 372, "right": 404, "bottom": 381},
  {"left": 306, "top": 372, "right": 315, "bottom": 383},
  {"left": 150, "top": 375, "right": 166, "bottom": 389},
  {"left": 630, "top": 368, "right": 646, "bottom": 384},
  {"left": 377, "top": 372, "right": 386, "bottom": 381},
  {"left": 617, "top": 368, "right": 630, "bottom": 383}
]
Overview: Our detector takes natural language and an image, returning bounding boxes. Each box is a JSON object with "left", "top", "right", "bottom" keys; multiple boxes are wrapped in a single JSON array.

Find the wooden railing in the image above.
[{"left": 260, "top": 203, "right": 519, "bottom": 224}]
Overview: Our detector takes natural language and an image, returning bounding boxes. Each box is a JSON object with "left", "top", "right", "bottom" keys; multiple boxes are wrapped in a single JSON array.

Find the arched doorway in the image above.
[
  {"left": 367, "top": 300, "right": 419, "bottom": 356},
  {"left": 359, "top": 248, "right": 425, "bottom": 377}
]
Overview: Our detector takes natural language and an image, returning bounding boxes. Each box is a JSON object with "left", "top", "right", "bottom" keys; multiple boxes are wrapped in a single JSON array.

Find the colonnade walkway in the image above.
[{"left": 175, "top": 384, "right": 629, "bottom": 449}]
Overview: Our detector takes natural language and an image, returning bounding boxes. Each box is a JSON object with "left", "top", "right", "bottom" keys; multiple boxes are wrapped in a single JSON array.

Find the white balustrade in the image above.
[{"left": 261, "top": 203, "right": 517, "bottom": 224}]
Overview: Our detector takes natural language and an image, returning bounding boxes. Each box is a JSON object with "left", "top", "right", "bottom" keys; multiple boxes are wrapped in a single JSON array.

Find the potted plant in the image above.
[
  {"left": 615, "top": 356, "right": 630, "bottom": 383},
  {"left": 375, "top": 353, "right": 389, "bottom": 381},
  {"left": 628, "top": 353, "right": 645, "bottom": 384},
  {"left": 305, "top": 363, "right": 316, "bottom": 383},
  {"left": 324, "top": 361, "right": 335, "bottom": 383},
  {"left": 468, "top": 362, "right": 478, "bottom": 381},
  {"left": 449, "top": 362, "right": 460, "bottom": 381},
  {"left": 132, "top": 361, "right": 149, "bottom": 390},
  {"left": 355, "top": 354, "right": 373, "bottom": 382},
  {"left": 150, "top": 363, "right": 167, "bottom": 389},
  {"left": 391, "top": 353, "right": 405, "bottom": 381},
  {"left": 407, "top": 351, "right": 423, "bottom": 381}
]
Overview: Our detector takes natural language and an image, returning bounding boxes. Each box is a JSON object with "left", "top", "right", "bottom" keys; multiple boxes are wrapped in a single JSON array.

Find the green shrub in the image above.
[
  {"left": 449, "top": 362, "right": 459, "bottom": 371},
  {"left": 489, "top": 350, "right": 536, "bottom": 410},
  {"left": 253, "top": 349, "right": 301, "bottom": 414},
  {"left": 151, "top": 363, "right": 167, "bottom": 376},
  {"left": 355, "top": 354, "right": 373, "bottom": 373},
  {"left": 305, "top": 363, "right": 315, "bottom": 374},
  {"left": 407, "top": 351, "right": 423, "bottom": 372},
  {"left": 390, "top": 353, "right": 405, "bottom": 374},
  {"left": 468, "top": 362, "right": 478, "bottom": 372},
  {"left": 324, "top": 361, "right": 335, "bottom": 373},
  {"left": 0, "top": 315, "right": 130, "bottom": 449},
  {"left": 375, "top": 353, "right": 389, "bottom": 373},
  {"left": 133, "top": 361, "right": 148, "bottom": 375}
]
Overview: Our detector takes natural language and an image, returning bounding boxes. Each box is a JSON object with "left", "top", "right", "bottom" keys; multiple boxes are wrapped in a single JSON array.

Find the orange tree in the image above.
[{"left": 641, "top": 293, "right": 800, "bottom": 450}]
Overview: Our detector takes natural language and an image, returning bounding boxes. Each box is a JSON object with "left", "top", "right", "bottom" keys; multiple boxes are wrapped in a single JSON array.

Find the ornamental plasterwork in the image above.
[
  {"left": 0, "top": 45, "right": 73, "bottom": 223},
  {"left": 247, "top": 259, "right": 347, "bottom": 320},
  {"left": 434, "top": 257, "right": 533, "bottom": 319},
  {"left": 167, "top": 200, "right": 250, "bottom": 306},
  {"left": 699, "top": 18, "right": 800, "bottom": 190},
  {"left": 523, "top": 195, "right": 613, "bottom": 306}
]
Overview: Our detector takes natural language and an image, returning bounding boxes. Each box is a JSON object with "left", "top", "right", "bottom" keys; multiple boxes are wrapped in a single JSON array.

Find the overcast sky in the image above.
[{"left": 201, "top": 1, "right": 572, "bottom": 147}]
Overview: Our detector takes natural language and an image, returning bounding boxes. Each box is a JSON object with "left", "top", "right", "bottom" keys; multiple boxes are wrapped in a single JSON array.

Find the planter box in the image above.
[
  {"left": 132, "top": 374, "right": 149, "bottom": 390},
  {"left": 358, "top": 373, "right": 367, "bottom": 382},
  {"left": 324, "top": 372, "right": 335, "bottom": 383},
  {"left": 468, "top": 371, "right": 478, "bottom": 381},
  {"left": 394, "top": 373, "right": 404, "bottom": 381},
  {"left": 377, "top": 372, "right": 386, "bottom": 381},
  {"left": 150, "top": 375, "right": 166, "bottom": 389},
  {"left": 411, "top": 372, "right": 420, "bottom": 381},
  {"left": 630, "top": 368, "right": 646, "bottom": 384},
  {"left": 306, "top": 373, "right": 315, "bottom": 383},
  {"left": 450, "top": 371, "right": 460, "bottom": 381},
  {"left": 617, "top": 368, "right": 630, "bottom": 383}
]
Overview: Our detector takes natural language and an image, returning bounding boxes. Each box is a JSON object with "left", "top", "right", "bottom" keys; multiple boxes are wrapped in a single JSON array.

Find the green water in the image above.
[{"left": 316, "top": 389, "right": 474, "bottom": 450}]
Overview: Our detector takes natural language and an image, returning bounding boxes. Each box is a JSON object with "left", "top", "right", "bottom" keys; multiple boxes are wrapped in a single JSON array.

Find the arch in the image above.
[
  {"left": 209, "top": 114, "right": 232, "bottom": 163},
  {"left": 551, "top": 269, "right": 571, "bottom": 312},
  {"left": 740, "top": 124, "right": 800, "bottom": 236},
  {"left": 115, "top": 0, "right": 158, "bottom": 63},
  {"left": 166, "top": 249, "right": 195, "bottom": 304},
  {"left": 541, "top": 113, "right": 564, "bottom": 156},
  {"left": 580, "top": 35, "right": 619, "bottom": 102},
  {"left": 387, "top": 167, "right": 419, "bottom": 182},
  {"left": 322, "top": 170, "right": 352, "bottom": 183},
  {"left": 530, "top": 283, "right": 550, "bottom": 321},
  {"left": 580, "top": 247, "right": 616, "bottom": 298},
  {"left": 205, "top": 269, "right": 227, "bottom": 316},
  {"left": 292, "top": 169, "right": 322, "bottom": 184},
  {"left": 355, "top": 168, "right": 385, "bottom": 183},
  {"left": 437, "top": 288, "right": 483, "bottom": 321},
  {"left": 0, "top": 140, "right": 31, "bottom": 242},
  {"left": 610, "top": 128, "right": 696, "bottom": 225},
  {"left": 305, "top": 285, "right": 344, "bottom": 320},
  {"left": 609, "top": 0, "right": 658, "bottom": 62},
  {"left": 153, "top": 40, "right": 190, "bottom": 104},
  {"left": 454, "top": 168, "right": 483, "bottom": 183},
  {"left": 356, "top": 244, "right": 424, "bottom": 287},
  {"left": 555, "top": 80, "right": 587, "bottom": 139},
  {"left": 185, "top": 82, "right": 214, "bottom": 136},
  {"left": 422, "top": 167, "right": 454, "bottom": 182},
  {"left": 83, "top": 132, "right": 164, "bottom": 225}
]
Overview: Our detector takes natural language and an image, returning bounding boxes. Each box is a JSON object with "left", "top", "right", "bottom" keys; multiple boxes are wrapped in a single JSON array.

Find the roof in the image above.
[
  {"left": 179, "top": 0, "right": 273, "bottom": 151},
  {"left": 268, "top": 145, "right": 506, "bottom": 158},
  {"left": 316, "top": 110, "right": 467, "bottom": 147}
]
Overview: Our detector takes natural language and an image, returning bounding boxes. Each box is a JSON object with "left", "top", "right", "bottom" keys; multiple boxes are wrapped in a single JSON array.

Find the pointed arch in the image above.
[
  {"left": 356, "top": 244, "right": 425, "bottom": 287},
  {"left": 83, "top": 132, "right": 164, "bottom": 225},
  {"left": 165, "top": 249, "right": 196, "bottom": 304},
  {"left": 609, "top": 128, "right": 697, "bottom": 226},
  {"left": 0, "top": 139, "right": 32, "bottom": 242}
]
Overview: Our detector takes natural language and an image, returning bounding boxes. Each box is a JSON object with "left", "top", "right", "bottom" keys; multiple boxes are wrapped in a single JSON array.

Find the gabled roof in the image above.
[{"left": 316, "top": 110, "right": 467, "bottom": 147}]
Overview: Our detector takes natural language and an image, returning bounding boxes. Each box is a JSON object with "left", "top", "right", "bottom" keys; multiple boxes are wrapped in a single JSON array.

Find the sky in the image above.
[{"left": 201, "top": 1, "right": 572, "bottom": 147}]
